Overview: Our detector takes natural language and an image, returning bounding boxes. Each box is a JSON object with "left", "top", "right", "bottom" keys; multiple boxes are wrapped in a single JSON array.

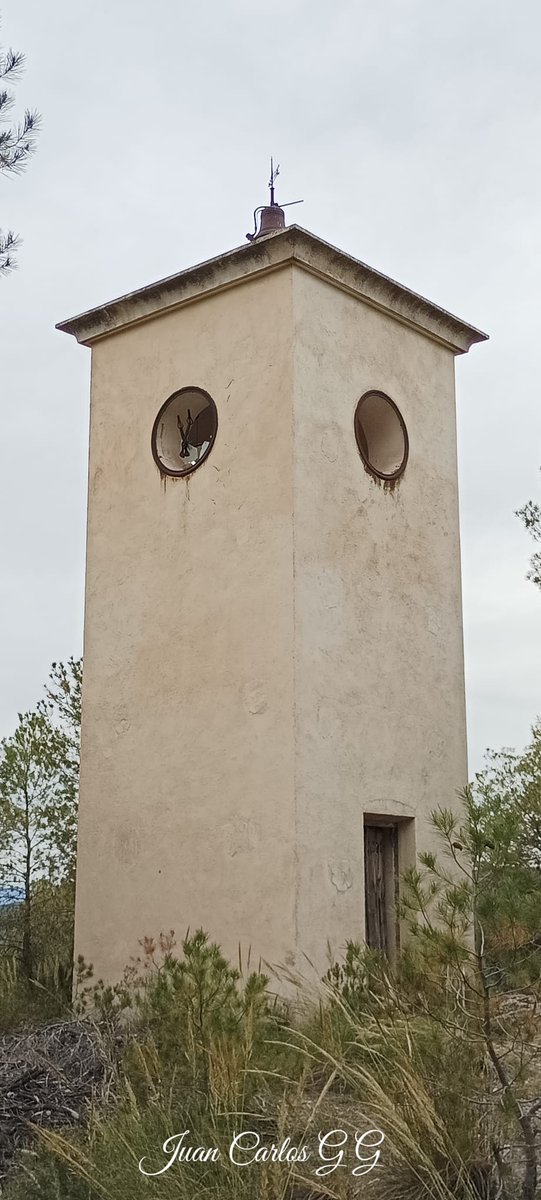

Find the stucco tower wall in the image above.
[
  {"left": 74, "top": 267, "right": 297, "bottom": 982},
  {"left": 291, "top": 268, "right": 468, "bottom": 970}
]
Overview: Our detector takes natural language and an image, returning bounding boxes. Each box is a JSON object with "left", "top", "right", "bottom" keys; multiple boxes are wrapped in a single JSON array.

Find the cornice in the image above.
[{"left": 56, "top": 225, "right": 488, "bottom": 355}]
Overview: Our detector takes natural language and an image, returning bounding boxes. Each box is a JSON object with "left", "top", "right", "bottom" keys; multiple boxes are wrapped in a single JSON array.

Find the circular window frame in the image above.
[
  {"left": 354, "top": 389, "right": 409, "bottom": 482},
  {"left": 151, "top": 385, "right": 218, "bottom": 478}
]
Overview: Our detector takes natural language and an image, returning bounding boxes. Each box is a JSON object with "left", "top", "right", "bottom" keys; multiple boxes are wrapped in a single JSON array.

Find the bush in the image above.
[
  {"left": 2, "top": 930, "right": 502, "bottom": 1200},
  {"left": 0, "top": 881, "right": 74, "bottom": 1031}
]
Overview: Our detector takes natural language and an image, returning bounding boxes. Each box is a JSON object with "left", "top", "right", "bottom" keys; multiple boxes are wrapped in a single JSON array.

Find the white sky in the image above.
[{"left": 0, "top": 0, "right": 540, "bottom": 775}]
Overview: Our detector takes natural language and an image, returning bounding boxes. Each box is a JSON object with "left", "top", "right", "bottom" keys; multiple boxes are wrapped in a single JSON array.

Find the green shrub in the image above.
[
  {"left": 3, "top": 929, "right": 501, "bottom": 1200},
  {"left": 0, "top": 881, "right": 74, "bottom": 1030}
]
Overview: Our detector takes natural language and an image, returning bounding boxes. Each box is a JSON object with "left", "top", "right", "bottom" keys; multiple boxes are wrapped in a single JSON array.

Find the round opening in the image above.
[
  {"left": 354, "top": 391, "right": 408, "bottom": 481},
  {"left": 151, "top": 387, "right": 217, "bottom": 477}
]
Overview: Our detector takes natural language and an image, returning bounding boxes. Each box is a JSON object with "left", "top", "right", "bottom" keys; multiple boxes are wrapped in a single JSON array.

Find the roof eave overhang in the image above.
[{"left": 56, "top": 225, "right": 488, "bottom": 355}]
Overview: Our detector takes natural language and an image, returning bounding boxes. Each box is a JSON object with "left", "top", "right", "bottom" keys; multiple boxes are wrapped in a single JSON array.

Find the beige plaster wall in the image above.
[
  {"left": 74, "top": 259, "right": 468, "bottom": 986},
  {"left": 75, "top": 267, "right": 298, "bottom": 982},
  {"left": 291, "top": 268, "right": 468, "bottom": 969}
]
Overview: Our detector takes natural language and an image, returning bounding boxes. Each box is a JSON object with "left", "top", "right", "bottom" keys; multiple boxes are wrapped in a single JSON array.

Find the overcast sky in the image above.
[{"left": 1, "top": 0, "right": 540, "bottom": 775}]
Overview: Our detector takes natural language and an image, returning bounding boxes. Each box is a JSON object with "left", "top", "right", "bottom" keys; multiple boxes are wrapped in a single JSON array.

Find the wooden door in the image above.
[
  {"left": 364, "top": 824, "right": 398, "bottom": 954},
  {"left": 364, "top": 826, "right": 387, "bottom": 952}
]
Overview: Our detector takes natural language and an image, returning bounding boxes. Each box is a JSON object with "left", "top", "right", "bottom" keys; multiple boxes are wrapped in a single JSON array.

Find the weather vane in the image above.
[{"left": 269, "top": 157, "right": 280, "bottom": 206}]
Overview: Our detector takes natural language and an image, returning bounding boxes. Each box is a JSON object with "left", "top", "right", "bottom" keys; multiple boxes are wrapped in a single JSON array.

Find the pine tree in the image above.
[{"left": 0, "top": 20, "right": 40, "bottom": 273}]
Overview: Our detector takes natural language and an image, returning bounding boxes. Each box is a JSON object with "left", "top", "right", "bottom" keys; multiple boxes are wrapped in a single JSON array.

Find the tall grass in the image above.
[
  {"left": 0, "top": 880, "right": 74, "bottom": 1030},
  {"left": 0, "top": 951, "right": 72, "bottom": 1029},
  {"left": 8, "top": 1039, "right": 489, "bottom": 1200},
  {"left": 3, "top": 934, "right": 499, "bottom": 1199}
]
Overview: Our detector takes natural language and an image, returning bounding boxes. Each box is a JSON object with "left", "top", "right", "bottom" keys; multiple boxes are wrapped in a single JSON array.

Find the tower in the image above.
[{"left": 58, "top": 197, "right": 487, "bottom": 984}]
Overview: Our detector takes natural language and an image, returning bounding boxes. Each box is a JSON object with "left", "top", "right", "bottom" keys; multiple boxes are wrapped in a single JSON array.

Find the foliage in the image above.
[
  {"left": 0, "top": 878, "right": 74, "bottom": 961},
  {"left": 0, "top": 882, "right": 74, "bottom": 1029},
  {"left": 76, "top": 929, "right": 278, "bottom": 1103},
  {"left": 0, "top": 659, "right": 81, "bottom": 987},
  {"left": 518, "top": 493, "right": 541, "bottom": 590},
  {"left": 515, "top": 470, "right": 541, "bottom": 592},
  {"left": 400, "top": 795, "right": 541, "bottom": 1200},
  {"left": 4, "top": 929, "right": 493, "bottom": 1200},
  {"left": 136, "top": 930, "right": 273, "bottom": 1088},
  {"left": 5, "top": 932, "right": 296, "bottom": 1200},
  {"left": 38, "top": 656, "right": 82, "bottom": 880},
  {"left": 470, "top": 720, "right": 541, "bottom": 977},
  {"left": 40, "top": 657, "right": 82, "bottom": 753},
  {"left": 517, "top": 470, "right": 541, "bottom": 591},
  {"left": 326, "top": 940, "right": 392, "bottom": 1012},
  {"left": 0, "top": 710, "right": 77, "bottom": 978},
  {"left": 0, "top": 710, "right": 77, "bottom": 884},
  {"left": 0, "top": 948, "right": 72, "bottom": 1030},
  {"left": 0, "top": 20, "right": 40, "bottom": 273}
]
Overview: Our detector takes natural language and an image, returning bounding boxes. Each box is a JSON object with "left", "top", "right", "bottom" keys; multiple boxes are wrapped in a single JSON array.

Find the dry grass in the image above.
[{"left": 2, "top": 974, "right": 498, "bottom": 1199}]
